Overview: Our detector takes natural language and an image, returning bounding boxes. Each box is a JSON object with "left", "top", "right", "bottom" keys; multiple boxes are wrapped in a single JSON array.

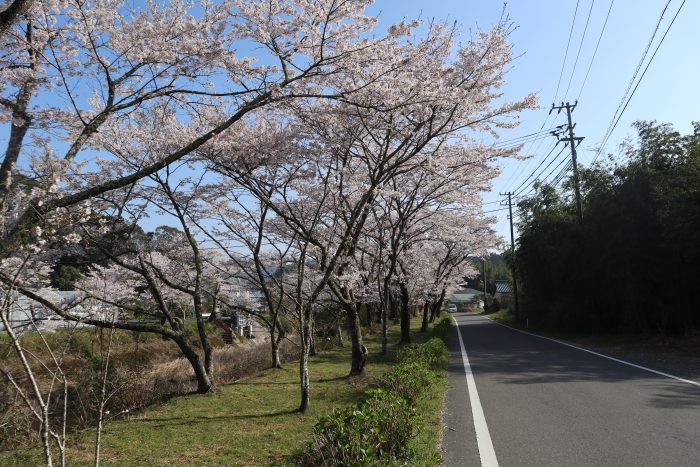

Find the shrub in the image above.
[
  {"left": 396, "top": 337, "right": 448, "bottom": 371},
  {"left": 381, "top": 362, "right": 434, "bottom": 404},
  {"left": 307, "top": 389, "right": 417, "bottom": 466},
  {"left": 432, "top": 316, "right": 452, "bottom": 342},
  {"left": 301, "top": 319, "right": 452, "bottom": 466}
]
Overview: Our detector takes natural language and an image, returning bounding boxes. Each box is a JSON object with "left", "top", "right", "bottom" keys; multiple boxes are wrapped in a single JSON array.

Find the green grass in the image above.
[
  {"left": 406, "top": 352, "right": 449, "bottom": 465},
  {"left": 1, "top": 315, "right": 450, "bottom": 466}
]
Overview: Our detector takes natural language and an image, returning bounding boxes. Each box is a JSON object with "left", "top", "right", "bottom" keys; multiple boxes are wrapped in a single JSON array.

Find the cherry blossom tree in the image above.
[
  {"left": 0, "top": 0, "right": 387, "bottom": 264},
  {"left": 201, "top": 168, "right": 298, "bottom": 370},
  {"left": 2, "top": 1, "right": 536, "bottom": 419},
  {"left": 0, "top": 0, "right": 420, "bottom": 402},
  {"left": 205, "top": 20, "right": 534, "bottom": 415}
]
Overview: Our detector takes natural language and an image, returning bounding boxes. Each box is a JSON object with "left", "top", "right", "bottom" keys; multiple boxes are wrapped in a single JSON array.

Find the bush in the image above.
[
  {"left": 307, "top": 389, "right": 417, "bottom": 466},
  {"left": 432, "top": 316, "right": 452, "bottom": 342},
  {"left": 302, "top": 318, "right": 452, "bottom": 466},
  {"left": 381, "top": 362, "right": 434, "bottom": 404},
  {"left": 396, "top": 337, "right": 448, "bottom": 371}
]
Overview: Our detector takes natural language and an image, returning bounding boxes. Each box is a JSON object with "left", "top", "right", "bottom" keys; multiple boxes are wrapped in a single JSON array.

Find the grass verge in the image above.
[
  {"left": 405, "top": 319, "right": 451, "bottom": 466},
  {"left": 1, "top": 315, "right": 450, "bottom": 466}
]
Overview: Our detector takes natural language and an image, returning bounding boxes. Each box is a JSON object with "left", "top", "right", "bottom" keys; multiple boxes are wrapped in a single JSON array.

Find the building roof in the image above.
[
  {"left": 447, "top": 288, "right": 483, "bottom": 303},
  {"left": 494, "top": 280, "right": 512, "bottom": 294}
]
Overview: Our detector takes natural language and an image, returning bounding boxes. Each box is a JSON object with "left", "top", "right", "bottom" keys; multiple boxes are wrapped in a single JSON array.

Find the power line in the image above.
[
  {"left": 563, "top": 0, "right": 596, "bottom": 100},
  {"left": 511, "top": 140, "right": 561, "bottom": 194},
  {"left": 492, "top": 128, "right": 556, "bottom": 148},
  {"left": 517, "top": 152, "right": 571, "bottom": 198},
  {"left": 576, "top": 0, "right": 616, "bottom": 101},
  {"left": 493, "top": 134, "right": 552, "bottom": 150},
  {"left": 592, "top": 0, "right": 686, "bottom": 163},
  {"left": 503, "top": 0, "right": 581, "bottom": 191},
  {"left": 501, "top": 123, "right": 561, "bottom": 190},
  {"left": 514, "top": 145, "right": 568, "bottom": 196},
  {"left": 482, "top": 207, "right": 510, "bottom": 214},
  {"left": 551, "top": 160, "right": 574, "bottom": 187},
  {"left": 593, "top": 0, "right": 673, "bottom": 162},
  {"left": 543, "top": 154, "right": 572, "bottom": 184},
  {"left": 553, "top": 0, "right": 581, "bottom": 103}
]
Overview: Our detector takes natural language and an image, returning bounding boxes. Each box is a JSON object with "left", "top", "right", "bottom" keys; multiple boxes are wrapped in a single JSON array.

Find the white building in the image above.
[{"left": 0, "top": 290, "right": 115, "bottom": 334}]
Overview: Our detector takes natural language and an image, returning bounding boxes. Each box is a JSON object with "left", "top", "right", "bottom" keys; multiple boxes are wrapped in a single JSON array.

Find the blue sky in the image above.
[
  {"left": 369, "top": 0, "right": 700, "bottom": 243},
  {"left": 3, "top": 1, "right": 696, "bottom": 244}
]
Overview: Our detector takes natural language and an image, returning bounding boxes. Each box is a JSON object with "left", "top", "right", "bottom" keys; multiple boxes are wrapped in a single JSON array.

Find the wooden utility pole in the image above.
[
  {"left": 551, "top": 101, "right": 584, "bottom": 224},
  {"left": 500, "top": 191, "right": 520, "bottom": 323},
  {"left": 482, "top": 257, "right": 487, "bottom": 305}
]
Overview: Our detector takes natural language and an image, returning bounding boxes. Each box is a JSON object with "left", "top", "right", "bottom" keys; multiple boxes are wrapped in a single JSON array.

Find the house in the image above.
[
  {"left": 446, "top": 288, "right": 485, "bottom": 309},
  {"left": 0, "top": 289, "right": 106, "bottom": 334},
  {"left": 493, "top": 280, "right": 513, "bottom": 306}
]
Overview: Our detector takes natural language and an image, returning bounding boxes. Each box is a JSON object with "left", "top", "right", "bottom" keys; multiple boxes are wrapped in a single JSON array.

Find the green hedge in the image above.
[{"left": 303, "top": 316, "right": 452, "bottom": 466}]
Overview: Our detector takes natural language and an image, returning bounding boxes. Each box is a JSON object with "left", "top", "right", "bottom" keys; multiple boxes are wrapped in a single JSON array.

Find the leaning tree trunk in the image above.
[
  {"left": 271, "top": 330, "right": 282, "bottom": 369},
  {"left": 398, "top": 282, "right": 411, "bottom": 344},
  {"left": 173, "top": 335, "right": 213, "bottom": 393},
  {"left": 348, "top": 305, "right": 368, "bottom": 375}
]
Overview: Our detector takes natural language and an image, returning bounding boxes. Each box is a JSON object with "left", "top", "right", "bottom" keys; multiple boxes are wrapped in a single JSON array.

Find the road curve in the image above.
[{"left": 442, "top": 313, "right": 700, "bottom": 467}]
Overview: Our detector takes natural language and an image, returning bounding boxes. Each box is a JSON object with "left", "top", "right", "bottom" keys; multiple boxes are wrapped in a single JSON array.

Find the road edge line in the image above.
[
  {"left": 453, "top": 315, "right": 499, "bottom": 467},
  {"left": 484, "top": 316, "right": 700, "bottom": 388}
]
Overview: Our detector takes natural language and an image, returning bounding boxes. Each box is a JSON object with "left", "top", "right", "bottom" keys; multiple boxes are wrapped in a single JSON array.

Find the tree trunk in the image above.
[
  {"left": 398, "top": 282, "right": 411, "bottom": 344},
  {"left": 388, "top": 289, "right": 397, "bottom": 321},
  {"left": 174, "top": 336, "right": 213, "bottom": 393},
  {"left": 429, "top": 290, "right": 446, "bottom": 323},
  {"left": 299, "top": 345, "right": 310, "bottom": 413},
  {"left": 309, "top": 320, "right": 317, "bottom": 357},
  {"left": 348, "top": 306, "right": 367, "bottom": 375},
  {"left": 204, "top": 345, "right": 214, "bottom": 383},
  {"left": 271, "top": 332, "right": 282, "bottom": 369},
  {"left": 364, "top": 303, "right": 373, "bottom": 331},
  {"left": 420, "top": 301, "right": 430, "bottom": 332},
  {"left": 207, "top": 291, "right": 219, "bottom": 322},
  {"left": 299, "top": 312, "right": 312, "bottom": 412},
  {"left": 337, "top": 324, "right": 343, "bottom": 347},
  {"left": 271, "top": 318, "right": 285, "bottom": 369},
  {"left": 381, "top": 300, "right": 388, "bottom": 356}
]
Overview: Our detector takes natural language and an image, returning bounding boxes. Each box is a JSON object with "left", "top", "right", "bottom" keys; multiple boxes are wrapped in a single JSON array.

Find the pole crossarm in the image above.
[{"left": 550, "top": 101, "right": 584, "bottom": 224}]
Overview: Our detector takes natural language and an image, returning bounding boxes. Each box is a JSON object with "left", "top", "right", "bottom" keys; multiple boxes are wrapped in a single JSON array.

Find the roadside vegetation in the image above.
[
  {"left": 513, "top": 122, "right": 700, "bottom": 335},
  {"left": 1, "top": 316, "right": 451, "bottom": 466},
  {"left": 1, "top": 1, "right": 523, "bottom": 465}
]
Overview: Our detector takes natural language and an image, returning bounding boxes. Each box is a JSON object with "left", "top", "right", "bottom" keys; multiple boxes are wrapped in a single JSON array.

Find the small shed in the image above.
[{"left": 494, "top": 280, "right": 513, "bottom": 304}]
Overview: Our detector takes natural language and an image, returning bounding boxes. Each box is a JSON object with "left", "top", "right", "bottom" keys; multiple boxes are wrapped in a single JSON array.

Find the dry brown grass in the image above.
[{"left": 0, "top": 329, "right": 299, "bottom": 450}]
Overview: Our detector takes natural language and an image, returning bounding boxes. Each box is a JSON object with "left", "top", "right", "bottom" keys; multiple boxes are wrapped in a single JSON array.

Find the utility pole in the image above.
[
  {"left": 550, "top": 101, "right": 584, "bottom": 224},
  {"left": 482, "top": 256, "right": 487, "bottom": 307},
  {"left": 500, "top": 191, "right": 520, "bottom": 323}
]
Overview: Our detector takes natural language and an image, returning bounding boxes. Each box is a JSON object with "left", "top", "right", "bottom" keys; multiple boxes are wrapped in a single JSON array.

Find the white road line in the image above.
[
  {"left": 484, "top": 316, "right": 700, "bottom": 388},
  {"left": 453, "top": 315, "right": 499, "bottom": 467}
]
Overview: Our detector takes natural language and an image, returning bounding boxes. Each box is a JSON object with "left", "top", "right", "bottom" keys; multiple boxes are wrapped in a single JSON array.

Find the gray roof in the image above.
[
  {"left": 447, "top": 288, "right": 483, "bottom": 303},
  {"left": 495, "top": 280, "right": 512, "bottom": 294}
]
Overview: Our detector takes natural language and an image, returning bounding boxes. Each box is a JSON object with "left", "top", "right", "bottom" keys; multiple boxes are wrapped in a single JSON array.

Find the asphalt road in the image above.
[{"left": 442, "top": 313, "right": 700, "bottom": 467}]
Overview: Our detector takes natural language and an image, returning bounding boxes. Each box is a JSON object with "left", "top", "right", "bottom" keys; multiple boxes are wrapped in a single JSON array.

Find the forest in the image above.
[{"left": 515, "top": 121, "right": 700, "bottom": 334}]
